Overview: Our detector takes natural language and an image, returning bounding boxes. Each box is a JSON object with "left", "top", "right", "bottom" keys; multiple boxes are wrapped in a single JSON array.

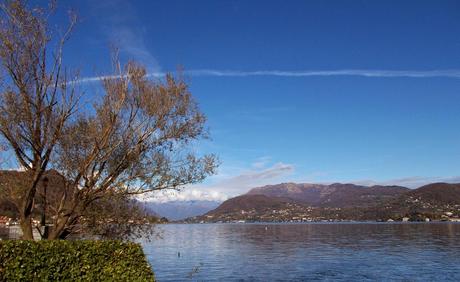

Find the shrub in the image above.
[{"left": 0, "top": 240, "right": 155, "bottom": 281}]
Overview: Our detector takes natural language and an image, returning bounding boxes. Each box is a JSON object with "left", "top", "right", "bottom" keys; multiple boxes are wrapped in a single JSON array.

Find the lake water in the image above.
[{"left": 141, "top": 223, "right": 460, "bottom": 281}]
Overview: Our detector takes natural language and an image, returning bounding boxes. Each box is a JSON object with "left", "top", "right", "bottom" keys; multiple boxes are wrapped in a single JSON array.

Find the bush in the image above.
[{"left": 0, "top": 240, "right": 155, "bottom": 281}]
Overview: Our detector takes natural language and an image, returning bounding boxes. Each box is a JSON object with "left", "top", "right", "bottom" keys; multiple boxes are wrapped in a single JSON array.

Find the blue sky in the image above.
[{"left": 52, "top": 0, "right": 460, "bottom": 200}]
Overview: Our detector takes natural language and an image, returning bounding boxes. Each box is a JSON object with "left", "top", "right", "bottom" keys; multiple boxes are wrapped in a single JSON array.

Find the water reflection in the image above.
[{"left": 141, "top": 223, "right": 460, "bottom": 281}]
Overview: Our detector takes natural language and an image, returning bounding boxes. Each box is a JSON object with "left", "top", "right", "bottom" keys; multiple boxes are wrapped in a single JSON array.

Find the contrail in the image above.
[
  {"left": 185, "top": 69, "right": 460, "bottom": 78},
  {"left": 74, "top": 69, "right": 460, "bottom": 83}
]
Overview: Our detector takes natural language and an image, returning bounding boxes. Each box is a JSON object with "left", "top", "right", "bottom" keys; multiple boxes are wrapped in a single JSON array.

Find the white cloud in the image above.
[
  {"left": 90, "top": 0, "right": 161, "bottom": 72},
  {"left": 192, "top": 161, "right": 294, "bottom": 196},
  {"left": 353, "top": 175, "right": 460, "bottom": 188},
  {"left": 142, "top": 160, "right": 295, "bottom": 202},
  {"left": 227, "top": 162, "right": 294, "bottom": 186},
  {"left": 141, "top": 189, "right": 229, "bottom": 203}
]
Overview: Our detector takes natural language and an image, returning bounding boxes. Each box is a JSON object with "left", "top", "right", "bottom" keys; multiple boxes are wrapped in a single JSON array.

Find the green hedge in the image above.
[{"left": 0, "top": 240, "right": 155, "bottom": 281}]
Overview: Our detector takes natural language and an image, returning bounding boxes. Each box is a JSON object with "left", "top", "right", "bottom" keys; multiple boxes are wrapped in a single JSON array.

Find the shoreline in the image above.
[{"left": 172, "top": 220, "right": 460, "bottom": 225}]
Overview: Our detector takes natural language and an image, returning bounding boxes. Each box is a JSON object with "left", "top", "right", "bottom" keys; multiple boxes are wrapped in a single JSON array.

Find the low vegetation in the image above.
[{"left": 0, "top": 240, "right": 155, "bottom": 281}]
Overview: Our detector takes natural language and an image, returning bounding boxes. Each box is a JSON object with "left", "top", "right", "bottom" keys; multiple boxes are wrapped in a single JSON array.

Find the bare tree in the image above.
[
  {"left": 48, "top": 59, "right": 217, "bottom": 239},
  {"left": 0, "top": 0, "right": 77, "bottom": 239},
  {"left": 0, "top": 1, "right": 217, "bottom": 240},
  {"left": 81, "top": 192, "right": 162, "bottom": 240}
]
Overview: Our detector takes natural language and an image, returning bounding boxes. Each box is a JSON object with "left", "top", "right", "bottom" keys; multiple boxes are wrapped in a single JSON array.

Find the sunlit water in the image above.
[{"left": 140, "top": 223, "right": 460, "bottom": 281}]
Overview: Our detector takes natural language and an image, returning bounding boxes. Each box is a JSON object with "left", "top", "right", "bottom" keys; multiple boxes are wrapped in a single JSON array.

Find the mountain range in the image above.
[
  {"left": 142, "top": 200, "right": 221, "bottom": 221},
  {"left": 183, "top": 182, "right": 460, "bottom": 222},
  {"left": 5, "top": 169, "right": 458, "bottom": 222},
  {"left": 246, "top": 183, "right": 409, "bottom": 207}
]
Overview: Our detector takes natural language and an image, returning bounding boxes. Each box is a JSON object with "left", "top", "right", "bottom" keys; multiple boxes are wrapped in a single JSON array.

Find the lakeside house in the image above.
[{"left": 0, "top": 216, "right": 12, "bottom": 226}]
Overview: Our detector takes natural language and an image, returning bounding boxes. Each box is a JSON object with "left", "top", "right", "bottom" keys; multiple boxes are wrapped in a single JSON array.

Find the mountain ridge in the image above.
[
  {"left": 143, "top": 200, "right": 221, "bottom": 220},
  {"left": 183, "top": 182, "right": 460, "bottom": 223},
  {"left": 246, "top": 182, "right": 410, "bottom": 207}
]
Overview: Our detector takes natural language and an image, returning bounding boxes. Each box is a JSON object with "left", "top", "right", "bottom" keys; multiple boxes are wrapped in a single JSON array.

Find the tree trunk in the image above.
[
  {"left": 47, "top": 215, "right": 68, "bottom": 240},
  {"left": 20, "top": 215, "right": 34, "bottom": 240},
  {"left": 18, "top": 169, "right": 43, "bottom": 239}
]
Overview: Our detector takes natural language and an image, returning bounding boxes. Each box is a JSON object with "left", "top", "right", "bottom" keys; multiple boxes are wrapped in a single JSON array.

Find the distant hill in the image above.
[
  {"left": 206, "top": 194, "right": 290, "bottom": 215},
  {"left": 143, "top": 200, "right": 221, "bottom": 221},
  {"left": 247, "top": 183, "right": 409, "bottom": 207},
  {"left": 374, "top": 182, "right": 460, "bottom": 220},
  {"left": 247, "top": 183, "right": 331, "bottom": 205},
  {"left": 405, "top": 183, "right": 460, "bottom": 205},
  {"left": 0, "top": 170, "right": 68, "bottom": 218},
  {"left": 185, "top": 182, "right": 460, "bottom": 223}
]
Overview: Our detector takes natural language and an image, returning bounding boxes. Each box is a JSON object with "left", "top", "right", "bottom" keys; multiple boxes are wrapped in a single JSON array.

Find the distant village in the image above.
[{"left": 183, "top": 200, "right": 460, "bottom": 224}]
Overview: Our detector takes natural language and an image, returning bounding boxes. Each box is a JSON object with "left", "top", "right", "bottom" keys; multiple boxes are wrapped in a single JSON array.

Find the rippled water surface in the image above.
[{"left": 140, "top": 223, "right": 460, "bottom": 281}]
